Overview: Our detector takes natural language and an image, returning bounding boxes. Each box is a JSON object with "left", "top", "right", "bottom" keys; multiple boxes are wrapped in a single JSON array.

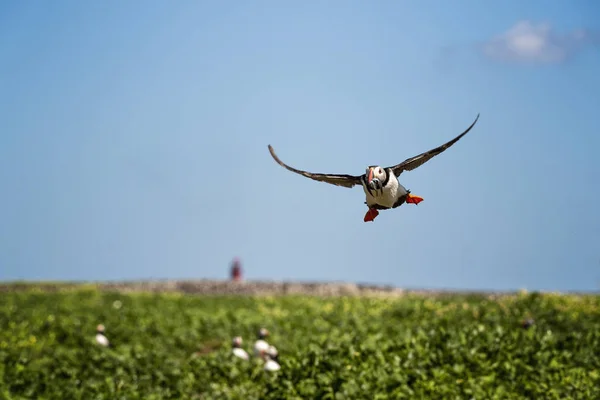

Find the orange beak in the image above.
[{"left": 367, "top": 168, "right": 374, "bottom": 184}]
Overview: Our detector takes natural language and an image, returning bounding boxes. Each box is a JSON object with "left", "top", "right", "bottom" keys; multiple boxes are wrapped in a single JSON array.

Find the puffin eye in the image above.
[{"left": 379, "top": 168, "right": 383, "bottom": 174}]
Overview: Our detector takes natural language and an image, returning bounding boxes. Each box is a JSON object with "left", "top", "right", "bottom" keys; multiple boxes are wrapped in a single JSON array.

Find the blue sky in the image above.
[{"left": 1, "top": 1, "right": 599, "bottom": 291}]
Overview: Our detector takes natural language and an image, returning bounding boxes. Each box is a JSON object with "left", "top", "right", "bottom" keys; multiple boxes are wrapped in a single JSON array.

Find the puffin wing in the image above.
[
  {"left": 268, "top": 145, "right": 362, "bottom": 188},
  {"left": 387, "top": 114, "right": 480, "bottom": 176}
]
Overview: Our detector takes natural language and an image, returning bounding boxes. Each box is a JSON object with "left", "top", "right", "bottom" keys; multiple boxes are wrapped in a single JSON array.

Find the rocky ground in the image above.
[{"left": 0, "top": 279, "right": 521, "bottom": 298}]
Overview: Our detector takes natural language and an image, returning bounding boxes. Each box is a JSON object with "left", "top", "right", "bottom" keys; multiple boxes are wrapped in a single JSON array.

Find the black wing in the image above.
[
  {"left": 387, "top": 114, "right": 480, "bottom": 176},
  {"left": 267, "top": 145, "right": 363, "bottom": 188}
]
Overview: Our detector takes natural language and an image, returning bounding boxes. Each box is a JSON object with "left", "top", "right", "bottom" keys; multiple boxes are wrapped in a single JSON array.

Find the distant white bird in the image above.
[
  {"left": 262, "top": 345, "right": 281, "bottom": 371},
  {"left": 95, "top": 324, "right": 109, "bottom": 347},
  {"left": 263, "top": 356, "right": 281, "bottom": 371},
  {"left": 267, "top": 344, "right": 278, "bottom": 359},
  {"left": 253, "top": 328, "right": 270, "bottom": 357},
  {"left": 231, "top": 336, "right": 249, "bottom": 360}
]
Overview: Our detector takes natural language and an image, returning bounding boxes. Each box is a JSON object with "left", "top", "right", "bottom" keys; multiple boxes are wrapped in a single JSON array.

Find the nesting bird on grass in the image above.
[
  {"left": 231, "top": 336, "right": 250, "bottom": 360},
  {"left": 250, "top": 328, "right": 281, "bottom": 371},
  {"left": 268, "top": 114, "right": 480, "bottom": 222},
  {"left": 229, "top": 329, "right": 281, "bottom": 371},
  {"left": 521, "top": 318, "right": 535, "bottom": 329},
  {"left": 253, "top": 327, "right": 271, "bottom": 357},
  {"left": 95, "top": 324, "right": 110, "bottom": 347},
  {"left": 261, "top": 345, "right": 281, "bottom": 371}
]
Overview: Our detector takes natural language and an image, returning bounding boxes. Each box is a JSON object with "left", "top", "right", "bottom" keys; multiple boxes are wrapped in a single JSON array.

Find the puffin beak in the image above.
[{"left": 367, "top": 167, "right": 380, "bottom": 190}]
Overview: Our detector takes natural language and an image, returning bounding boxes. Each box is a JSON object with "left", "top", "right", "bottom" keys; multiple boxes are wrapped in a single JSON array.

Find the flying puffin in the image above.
[{"left": 267, "top": 114, "right": 479, "bottom": 222}]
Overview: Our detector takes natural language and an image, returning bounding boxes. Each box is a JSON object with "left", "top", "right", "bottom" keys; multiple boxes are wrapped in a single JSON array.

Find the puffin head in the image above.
[
  {"left": 366, "top": 166, "right": 386, "bottom": 190},
  {"left": 232, "top": 336, "right": 243, "bottom": 348},
  {"left": 96, "top": 324, "right": 106, "bottom": 334},
  {"left": 258, "top": 327, "right": 269, "bottom": 339}
]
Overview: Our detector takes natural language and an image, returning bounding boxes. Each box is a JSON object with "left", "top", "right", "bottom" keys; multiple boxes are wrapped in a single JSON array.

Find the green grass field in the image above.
[{"left": 1, "top": 287, "right": 599, "bottom": 399}]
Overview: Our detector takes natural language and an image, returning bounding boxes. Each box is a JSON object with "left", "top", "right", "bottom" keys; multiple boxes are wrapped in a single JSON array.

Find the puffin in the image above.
[
  {"left": 262, "top": 345, "right": 281, "bottom": 371},
  {"left": 95, "top": 324, "right": 110, "bottom": 347},
  {"left": 231, "top": 336, "right": 250, "bottom": 360},
  {"left": 253, "top": 328, "right": 270, "bottom": 357},
  {"left": 267, "top": 114, "right": 479, "bottom": 222}
]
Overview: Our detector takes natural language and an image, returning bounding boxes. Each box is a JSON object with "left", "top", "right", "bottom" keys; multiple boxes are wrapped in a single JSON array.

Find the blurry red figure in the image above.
[{"left": 230, "top": 257, "right": 243, "bottom": 281}]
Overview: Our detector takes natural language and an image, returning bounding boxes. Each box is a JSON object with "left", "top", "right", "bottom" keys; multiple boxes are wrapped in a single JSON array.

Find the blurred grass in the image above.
[{"left": 0, "top": 287, "right": 599, "bottom": 399}]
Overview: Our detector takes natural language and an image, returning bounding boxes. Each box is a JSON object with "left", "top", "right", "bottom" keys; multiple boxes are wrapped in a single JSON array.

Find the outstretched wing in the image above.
[
  {"left": 267, "top": 145, "right": 362, "bottom": 188},
  {"left": 387, "top": 113, "right": 480, "bottom": 176}
]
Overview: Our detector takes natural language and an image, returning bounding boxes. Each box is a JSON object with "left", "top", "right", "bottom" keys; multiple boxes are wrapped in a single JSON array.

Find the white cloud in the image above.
[{"left": 481, "top": 20, "right": 597, "bottom": 64}]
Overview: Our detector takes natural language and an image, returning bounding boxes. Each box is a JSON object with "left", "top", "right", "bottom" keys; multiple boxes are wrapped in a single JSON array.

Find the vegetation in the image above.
[{"left": 1, "top": 287, "right": 599, "bottom": 399}]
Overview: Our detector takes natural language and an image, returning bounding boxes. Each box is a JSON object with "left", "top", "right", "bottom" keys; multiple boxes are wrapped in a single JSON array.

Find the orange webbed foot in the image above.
[
  {"left": 406, "top": 194, "right": 424, "bottom": 205},
  {"left": 364, "top": 208, "right": 379, "bottom": 222}
]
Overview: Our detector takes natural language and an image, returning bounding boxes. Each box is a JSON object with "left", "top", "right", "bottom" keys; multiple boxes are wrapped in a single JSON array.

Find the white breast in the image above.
[
  {"left": 362, "top": 171, "right": 402, "bottom": 208},
  {"left": 233, "top": 347, "right": 249, "bottom": 360},
  {"left": 267, "top": 345, "right": 278, "bottom": 358},
  {"left": 264, "top": 358, "right": 281, "bottom": 371},
  {"left": 95, "top": 333, "right": 109, "bottom": 347},
  {"left": 254, "top": 339, "right": 269, "bottom": 356}
]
